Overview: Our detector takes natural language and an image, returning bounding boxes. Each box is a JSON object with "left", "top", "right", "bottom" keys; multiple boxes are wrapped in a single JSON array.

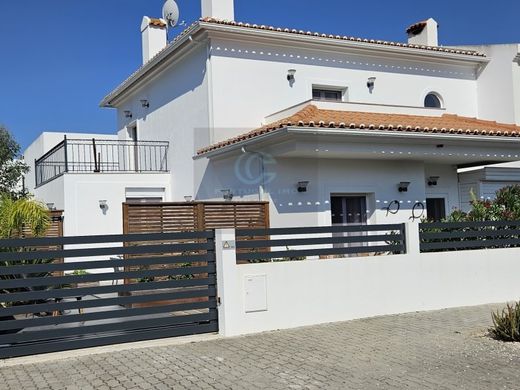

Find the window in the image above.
[
  {"left": 424, "top": 93, "right": 442, "bottom": 108},
  {"left": 312, "top": 88, "right": 343, "bottom": 102},
  {"left": 125, "top": 197, "right": 163, "bottom": 203},
  {"left": 426, "top": 198, "right": 446, "bottom": 221}
]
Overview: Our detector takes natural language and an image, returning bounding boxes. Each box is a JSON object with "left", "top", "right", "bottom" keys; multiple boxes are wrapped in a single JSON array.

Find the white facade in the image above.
[
  {"left": 23, "top": 132, "right": 171, "bottom": 236},
  {"left": 25, "top": 0, "right": 520, "bottom": 233}
]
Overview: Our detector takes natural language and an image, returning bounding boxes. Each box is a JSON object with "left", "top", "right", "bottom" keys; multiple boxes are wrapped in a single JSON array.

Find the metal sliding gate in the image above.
[{"left": 0, "top": 231, "right": 218, "bottom": 359}]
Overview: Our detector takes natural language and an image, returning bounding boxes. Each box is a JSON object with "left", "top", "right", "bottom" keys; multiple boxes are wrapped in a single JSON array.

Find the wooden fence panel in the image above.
[
  {"left": 123, "top": 202, "right": 270, "bottom": 234},
  {"left": 20, "top": 210, "right": 64, "bottom": 239}
]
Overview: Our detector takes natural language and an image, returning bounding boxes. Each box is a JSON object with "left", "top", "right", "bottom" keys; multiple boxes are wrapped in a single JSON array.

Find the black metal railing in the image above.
[
  {"left": 235, "top": 224, "right": 406, "bottom": 263},
  {"left": 35, "top": 137, "right": 169, "bottom": 186},
  {"left": 0, "top": 230, "right": 217, "bottom": 359}
]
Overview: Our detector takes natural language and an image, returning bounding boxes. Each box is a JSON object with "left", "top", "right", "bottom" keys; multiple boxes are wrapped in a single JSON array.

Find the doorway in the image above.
[
  {"left": 331, "top": 196, "right": 368, "bottom": 226},
  {"left": 330, "top": 195, "right": 368, "bottom": 254},
  {"left": 426, "top": 198, "right": 446, "bottom": 221},
  {"left": 127, "top": 124, "right": 139, "bottom": 172}
]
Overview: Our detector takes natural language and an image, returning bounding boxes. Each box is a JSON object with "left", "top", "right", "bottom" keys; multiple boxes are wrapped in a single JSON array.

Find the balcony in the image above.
[{"left": 35, "top": 137, "right": 169, "bottom": 187}]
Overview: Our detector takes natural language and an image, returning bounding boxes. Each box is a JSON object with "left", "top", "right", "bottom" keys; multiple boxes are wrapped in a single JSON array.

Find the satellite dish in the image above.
[{"left": 162, "top": 0, "right": 180, "bottom": 28}]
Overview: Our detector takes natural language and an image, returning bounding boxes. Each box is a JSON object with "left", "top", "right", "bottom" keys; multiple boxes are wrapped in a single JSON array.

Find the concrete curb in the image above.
[{"left": 0, "top": 333, "right": 221, "bottom": 367}]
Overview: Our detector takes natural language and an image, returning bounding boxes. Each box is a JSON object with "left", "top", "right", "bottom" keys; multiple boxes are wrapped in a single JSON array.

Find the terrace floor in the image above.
[{"left": 1, "top": 303, "right": 519, "bottom": 389}]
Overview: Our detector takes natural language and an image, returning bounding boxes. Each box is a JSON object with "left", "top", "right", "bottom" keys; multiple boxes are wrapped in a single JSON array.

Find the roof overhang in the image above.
[
  {"left": 100, "top": 20, "right": 489, "bottom": 108},
  {"left": 203, "top": 22, "right": 489, "bottom": 66},
  {"left": 100, "top": 23, "right": 207, "bottom": 108},
  {"left": 195, "top": 126, "right": 520, "bottom": 166}
]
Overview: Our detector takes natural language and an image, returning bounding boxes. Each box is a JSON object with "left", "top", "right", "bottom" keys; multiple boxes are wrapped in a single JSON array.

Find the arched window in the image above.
[{"left": 424, "top": 93, "right": 442, "bottom": 108}]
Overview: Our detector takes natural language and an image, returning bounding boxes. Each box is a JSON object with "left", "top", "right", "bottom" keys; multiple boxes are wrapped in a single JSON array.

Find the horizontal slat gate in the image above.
[
  {"left": 0, "top": 231, "right": 217, "bottom": 359},
  {"left": 236, "top": 224, "right": 406, "bottom": 262},
  {"left": 419, "top": 220, "right": 520, "bottom": 252}
]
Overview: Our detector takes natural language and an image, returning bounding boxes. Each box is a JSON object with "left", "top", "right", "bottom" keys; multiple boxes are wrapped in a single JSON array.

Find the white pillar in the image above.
[
  {"left": 215, "top": 228, "right": 240, "bottom": 336},
  {"left": 141, "top": 17, "right": 167, "bottom": 64},
  {"left": 405, "top": 221, "right": 421, "bottom": 255},
  {"left": 201, "top": 0, "right": 235, "bottom": 20}
]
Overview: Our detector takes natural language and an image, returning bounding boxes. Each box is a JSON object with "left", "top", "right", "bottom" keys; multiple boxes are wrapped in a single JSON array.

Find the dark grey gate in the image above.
[{"left": 0, "top": 231, "right": 217, "bottom": 359}]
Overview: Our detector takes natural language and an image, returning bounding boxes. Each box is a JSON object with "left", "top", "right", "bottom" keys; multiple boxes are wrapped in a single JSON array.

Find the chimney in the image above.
[
  {"left": 141, "top": 16, "right": 167, "bottom": 64},
  {"left": 406, "top": 18, "right": 438, "bottom": 47},
  {"left": 201, "top": 0, "right": 235, "bottom": 20}
]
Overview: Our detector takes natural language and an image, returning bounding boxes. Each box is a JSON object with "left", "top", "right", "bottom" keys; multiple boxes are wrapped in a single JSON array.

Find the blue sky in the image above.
[{"left": 1, "top": 0, "right": 519, "bottom": 150}]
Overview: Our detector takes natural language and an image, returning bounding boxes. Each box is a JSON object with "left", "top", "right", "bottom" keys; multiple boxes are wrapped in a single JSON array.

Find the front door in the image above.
[
  {"left": 331, "top": 196, "right": 368, "bottom": 226},
  {"left": 426, "top": 198, "right": 446, "bottom": 221},
  {"left": 331, "top": 196, "right": 368, "bottom": 255}
]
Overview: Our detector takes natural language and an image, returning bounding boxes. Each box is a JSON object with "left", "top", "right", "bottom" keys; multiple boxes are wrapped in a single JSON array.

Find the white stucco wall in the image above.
[
  {"left": 32, "top": 173, "right": 170, "bottom": 237},
  {"left": 208, "top": 38, "right": 479, "bottom": 143},
  {"left": 455, "top": 44, "right": 520, "bottom": 125},
  {"left": 115, "top": 44, "right": 211, "bottom": 201},
  {"left": 61, "top": 173, "right": 171, "bottom": 237},
  {"left": 197, "top": 155, "right": 459, "bottom": 226},
  {"left": 216, "top": 226, "right": 520, "bottom": 337}
]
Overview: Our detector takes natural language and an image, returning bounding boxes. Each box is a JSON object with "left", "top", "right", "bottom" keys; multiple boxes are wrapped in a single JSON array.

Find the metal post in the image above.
[
  {"left": 34, "top": 159, "right": 38, "bottom": 187},
  {"left": 63, "top": 135, "right": 69, "bottom": 173}
]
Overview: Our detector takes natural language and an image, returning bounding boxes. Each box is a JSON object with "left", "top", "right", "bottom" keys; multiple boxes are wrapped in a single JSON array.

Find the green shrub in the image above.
[
  {"left": 72, "top": 269, "right": 89, "bottom": 276},
  {"left": 489, "top": 302, "right": 520, "bottom": 342}
]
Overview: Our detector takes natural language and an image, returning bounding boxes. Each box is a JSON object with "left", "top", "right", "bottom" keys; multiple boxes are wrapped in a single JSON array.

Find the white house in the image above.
[{"left": 23, "top": 0, "right": 520, "bottom": 235}]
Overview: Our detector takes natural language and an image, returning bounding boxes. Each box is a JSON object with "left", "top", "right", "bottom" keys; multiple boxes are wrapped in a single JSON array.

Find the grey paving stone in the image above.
[{"left": 1, "top": 304, "right": 520, "bottom": 389}]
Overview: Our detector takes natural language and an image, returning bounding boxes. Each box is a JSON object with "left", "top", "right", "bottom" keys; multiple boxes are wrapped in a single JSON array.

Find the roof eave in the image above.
[
  {"left": 200, "top": 22, "right": 489, "bottom": 65},
  {"left": 195, "top": 126, "right": 520, "bottom": 159},
  {"left": 99, "top": 22, "right": 204, "bottom": 108},
  {"left": 101, "top": 20, "right": 489, "bottom": 108}
]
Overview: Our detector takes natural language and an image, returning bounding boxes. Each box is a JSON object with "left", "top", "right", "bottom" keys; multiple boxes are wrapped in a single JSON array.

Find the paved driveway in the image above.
[{"left": 0, "top": 303, "right": 519, "bottom": 389}]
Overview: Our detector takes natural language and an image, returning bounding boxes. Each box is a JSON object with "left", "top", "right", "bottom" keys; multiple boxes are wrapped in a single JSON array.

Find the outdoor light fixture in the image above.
[
  {"left": 367, "top": 77, "right": 376, "bottom": 89},
  {"left": 184, "top": 195, "right": 193, "bottom": 202},
  {"left": 46, "top": 203, "right": 55, "bottom": 211},
  {"left": 124, "top": 110, "right": 133, "bottom": 118},
  {"left": 221, "top": 189, "right": 234, "bottom": 201},
  {"left": 297, "top": 181, "right": 309, "bottom": 193},
  {"left": 428, "top": 176, "right": 440, "bottom": 186},
  {"left": 99, "top": 200, "right": 108, "bottom": 211},
  {"left": 398, "top": 182, "right": 410, "bottom": 193},
  {"left": 140, "top": 99, "right": 149, "bottom": 108},
  {"left": 287, "top": 69, "right": 296, "bottom": 82}
]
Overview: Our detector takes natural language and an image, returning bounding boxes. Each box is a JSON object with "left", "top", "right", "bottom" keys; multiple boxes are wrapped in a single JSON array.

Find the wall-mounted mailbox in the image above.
[{"left": 244, "top": 274, "right": 267, "bottom": 313}]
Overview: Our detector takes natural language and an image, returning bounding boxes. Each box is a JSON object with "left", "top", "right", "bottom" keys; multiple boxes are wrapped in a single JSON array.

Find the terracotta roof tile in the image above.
[
  {"left": 149, "top": 18, "right": 167, "bottom": 28},
  {"left": 197, "top": 105, "right": 520, "bottom": 155},
  {"left": 406, "top": 21, "right": 428, "bottom": 35}
]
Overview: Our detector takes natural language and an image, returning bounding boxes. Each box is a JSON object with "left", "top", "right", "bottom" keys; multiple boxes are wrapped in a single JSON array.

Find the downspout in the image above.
[
  {"left": 241, "top": 146, "right": 266, "bottom": 201},
  {"left": 205, "top": 38, "right": 215, "bottom": 145}
]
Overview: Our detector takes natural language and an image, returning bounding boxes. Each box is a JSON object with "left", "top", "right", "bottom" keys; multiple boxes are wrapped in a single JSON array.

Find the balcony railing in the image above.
[{"left": 35, "top": 137, "right": 169, "bottom": 187}]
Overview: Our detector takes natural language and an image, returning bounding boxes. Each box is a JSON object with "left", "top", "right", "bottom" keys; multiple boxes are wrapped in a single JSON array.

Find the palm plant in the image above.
[
  {"left": 0, "top": 194, "right": 50, "bottom": 238},
  {"left": 0, "top": 194, "right": 51, "bottom": 313}
]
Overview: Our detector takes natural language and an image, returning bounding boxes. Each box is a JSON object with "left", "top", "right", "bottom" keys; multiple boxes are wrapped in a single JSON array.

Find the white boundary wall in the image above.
[{"left": 215, "top": 225, "right": 520, "bottom": 337}]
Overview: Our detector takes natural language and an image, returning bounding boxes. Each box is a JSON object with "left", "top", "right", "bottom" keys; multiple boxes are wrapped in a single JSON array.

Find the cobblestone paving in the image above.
[{"left": 1, "top": 304, "right": 519, "bottom": 389}]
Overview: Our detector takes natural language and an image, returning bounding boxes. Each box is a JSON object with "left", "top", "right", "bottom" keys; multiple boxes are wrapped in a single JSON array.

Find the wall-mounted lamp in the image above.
[
  {"left": 124, "top": 110, "right": 133, "bottom": 119},
  {"left": 140, "top": 99, "right": 149, "bottom": 108},
  {"left": 398, "top": 182, "right": 410, "bottom": 193},
  {"left": 99, "top": 200, "right": 108, "bottom": 211},
  {"left": 428, "top": 176, "right": 440, "bottom": 186},
  {"left": 287, "top": 69, "right": 296, "bottom": 82},
  {"left": 184, "top": 195, "right": 193, "bottom": 202},
  {"left": 221, "top": 189, "right": 234, "bottom": 201},
  {"left": 367, "top": 76, "right": 376, "bottom": 89},
  {"left": 46, "top": 203, "right": 56, "bottom": 211},
  {"left": 297, "top": 181, "right": 309, "bottom": 193}
]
